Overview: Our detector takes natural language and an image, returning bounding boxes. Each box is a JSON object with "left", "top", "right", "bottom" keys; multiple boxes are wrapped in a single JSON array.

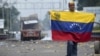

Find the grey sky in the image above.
[
  {"left": 5, "top": 0, "right": 78, "bottom": 20},
  {"left": 6, "top": 0, "right": 71, "bottom": 20}
]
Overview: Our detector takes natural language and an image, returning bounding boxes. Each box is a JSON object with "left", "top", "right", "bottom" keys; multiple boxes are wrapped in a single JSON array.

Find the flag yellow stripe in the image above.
[{"left": 50, "top": 11, "right": 95, "bottom": 23}]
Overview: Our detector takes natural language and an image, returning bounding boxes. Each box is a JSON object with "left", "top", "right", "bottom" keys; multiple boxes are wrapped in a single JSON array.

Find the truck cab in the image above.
[{"left": 20, "top": 14, "right": 42, "bottom": 40}]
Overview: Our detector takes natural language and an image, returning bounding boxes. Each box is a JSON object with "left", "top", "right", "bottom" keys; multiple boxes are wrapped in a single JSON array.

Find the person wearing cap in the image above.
[{"left": 66, "top": 1, "right": 78, "bottom": 56}]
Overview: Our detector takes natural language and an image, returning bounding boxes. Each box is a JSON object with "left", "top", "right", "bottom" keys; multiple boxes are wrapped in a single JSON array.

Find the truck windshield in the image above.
[
  {"left": 23, "top": 23, "right": 39, "bottom": 29},
  {"left": 24, "top": 20, "right": 38, "bottom": 24}
]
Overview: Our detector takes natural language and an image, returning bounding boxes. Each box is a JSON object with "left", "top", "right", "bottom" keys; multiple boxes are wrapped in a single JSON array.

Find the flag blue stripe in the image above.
[{"left": 51, "top": 20, "right": 94, "bottom": 33}]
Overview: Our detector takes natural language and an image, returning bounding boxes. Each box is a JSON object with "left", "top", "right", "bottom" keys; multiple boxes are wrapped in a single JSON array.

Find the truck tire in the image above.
[
  {"left": 39, "top": 32, "right": 42, "bottom": 39},
  {"left": 94, "top": 41, "right": 100, "bottom": 54}
]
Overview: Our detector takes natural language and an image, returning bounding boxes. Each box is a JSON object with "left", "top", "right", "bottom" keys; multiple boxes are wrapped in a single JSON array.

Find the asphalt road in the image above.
[{"left": 0, "top": 40, "right": 98, "bottom": 56}]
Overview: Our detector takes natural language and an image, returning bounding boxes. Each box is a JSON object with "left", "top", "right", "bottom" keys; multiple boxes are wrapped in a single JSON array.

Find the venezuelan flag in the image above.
[{"left": 50, "top": 10, "right": 95, "bottom": 42}]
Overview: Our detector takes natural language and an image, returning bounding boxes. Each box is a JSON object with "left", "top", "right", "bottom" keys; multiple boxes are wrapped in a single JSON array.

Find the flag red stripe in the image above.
[{"left": 52, "top": 30, "right": 91, "bottom": 42}]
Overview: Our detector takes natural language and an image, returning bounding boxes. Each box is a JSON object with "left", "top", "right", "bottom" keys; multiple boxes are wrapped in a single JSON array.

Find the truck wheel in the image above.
[
  {"left": 94, "top": 41, "right": 100, "bottom": 54},
  {"left": 39, "top": 32, "right": 41, "bottom": 39}
]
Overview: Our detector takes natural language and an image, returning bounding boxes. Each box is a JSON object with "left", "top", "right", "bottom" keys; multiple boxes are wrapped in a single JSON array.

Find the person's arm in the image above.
[{"left": 48, "top": 10, "right": 60, "bottom": 20}]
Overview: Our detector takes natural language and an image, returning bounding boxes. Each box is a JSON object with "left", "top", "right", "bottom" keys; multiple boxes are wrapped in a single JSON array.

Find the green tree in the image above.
[
  {"left": 0, "top": 2, "right": 20, "bottom": 31},
  {"left": 9, "top": 6, "right": 20, "bottom": 31}
]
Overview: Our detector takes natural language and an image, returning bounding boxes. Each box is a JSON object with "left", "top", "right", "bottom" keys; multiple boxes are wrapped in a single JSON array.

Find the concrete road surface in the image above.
[{"left": 0, "top": 40, "right": 99, "bottom": 56}]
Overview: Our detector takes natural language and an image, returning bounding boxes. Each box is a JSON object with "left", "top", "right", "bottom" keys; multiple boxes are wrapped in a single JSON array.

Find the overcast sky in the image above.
[
  {"left": 3, "top": 0, "right": 79, "bottom": 20},
  {"left": 6, "top": 0, "right": 71, "bottom": 20}
]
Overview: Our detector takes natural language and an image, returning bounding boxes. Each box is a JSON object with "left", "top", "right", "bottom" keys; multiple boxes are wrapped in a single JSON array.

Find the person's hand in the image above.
[
  {"left": 48, "top": 10, "right": 57, "bottom": 15},
  {"left": 94, "top": 13, "right": 96, "bottom": 16},
  {"left": 48, "top": 11, "right": 50, "bottom": 15},
  {"left": 54, "top": 12, "right": 60, "bottom": 19}
]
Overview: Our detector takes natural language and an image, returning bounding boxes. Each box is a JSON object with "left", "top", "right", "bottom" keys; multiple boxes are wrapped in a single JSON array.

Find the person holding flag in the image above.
[
  {"left": 49, "top": 0, "right": 95, "bottom": 56},
  {"left": 66, "top": 1, "right": 78, "bottom": 56}
]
